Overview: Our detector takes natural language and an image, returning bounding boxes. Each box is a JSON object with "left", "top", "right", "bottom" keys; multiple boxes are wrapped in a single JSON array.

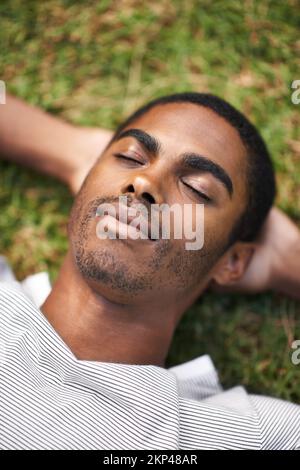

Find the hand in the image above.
[{"left": 210, "top": 207, "right": 300, "bottom": 297}]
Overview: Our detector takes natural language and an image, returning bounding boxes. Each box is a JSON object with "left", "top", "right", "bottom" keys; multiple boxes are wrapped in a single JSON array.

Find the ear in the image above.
[{"left": 211, "top": 242, "right": 256, "bottom": 286}]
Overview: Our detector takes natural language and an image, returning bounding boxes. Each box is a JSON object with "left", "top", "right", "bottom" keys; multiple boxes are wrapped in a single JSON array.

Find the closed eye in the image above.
[
  {"left": 113, "top": 153, "right": 144, "bottom": 165},
  {"left": 182, "top": 181, "right": 211, "bottom": 202}
]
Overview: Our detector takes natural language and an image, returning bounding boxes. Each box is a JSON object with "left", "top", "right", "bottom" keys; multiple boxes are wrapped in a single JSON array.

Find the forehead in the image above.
[{"left": 123, "top": 102, "right": 248, "bottom": 194}]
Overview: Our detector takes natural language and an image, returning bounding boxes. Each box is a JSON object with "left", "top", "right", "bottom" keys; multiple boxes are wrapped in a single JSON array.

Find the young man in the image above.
[{"left": 0, "top": 93, "right": 299, "bottom": 450}]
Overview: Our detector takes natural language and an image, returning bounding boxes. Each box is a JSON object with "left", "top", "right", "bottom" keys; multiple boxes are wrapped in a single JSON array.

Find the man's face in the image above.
[{"left": 68, "top": 103, "right": 248, "bottom": 306}]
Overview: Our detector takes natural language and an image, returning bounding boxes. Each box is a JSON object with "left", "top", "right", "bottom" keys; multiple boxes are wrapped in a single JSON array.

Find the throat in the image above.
[{"left": 40, "top": 252, "right": 174, "bottom": 367}]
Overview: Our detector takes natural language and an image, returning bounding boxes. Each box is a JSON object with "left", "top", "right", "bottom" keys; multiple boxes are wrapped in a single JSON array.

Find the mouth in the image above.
[{"left": 96, "top": 202, "right": 160, "bottom": 242}]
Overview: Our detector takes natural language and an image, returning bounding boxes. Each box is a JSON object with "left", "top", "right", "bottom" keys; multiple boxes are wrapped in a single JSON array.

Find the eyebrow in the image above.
[
  {"left": 115, "top": 128, "right": 233, "bottom": 197},
  {"left": 115, "top": 128, "right": 161, "bottom": 154}
]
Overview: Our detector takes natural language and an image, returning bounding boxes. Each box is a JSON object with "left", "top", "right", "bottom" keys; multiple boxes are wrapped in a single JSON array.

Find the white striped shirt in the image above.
[{"left": 0, "top": 280, "right": 299, "bottom": 450}]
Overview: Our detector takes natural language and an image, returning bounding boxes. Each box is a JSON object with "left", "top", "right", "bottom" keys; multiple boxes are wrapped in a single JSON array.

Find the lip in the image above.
[{"left": 96, "top": 202, "right": 159, "bottom": 242}]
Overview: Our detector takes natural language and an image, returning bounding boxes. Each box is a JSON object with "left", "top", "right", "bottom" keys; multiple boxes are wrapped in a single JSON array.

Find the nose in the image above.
[{"left": 121, "top": 175, "right": 164, "bottom": 206}]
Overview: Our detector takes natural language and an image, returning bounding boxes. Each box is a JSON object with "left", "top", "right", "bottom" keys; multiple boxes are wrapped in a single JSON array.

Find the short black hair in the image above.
[{"left": 109, "top": 92, "right": 276, "bottom": 247}]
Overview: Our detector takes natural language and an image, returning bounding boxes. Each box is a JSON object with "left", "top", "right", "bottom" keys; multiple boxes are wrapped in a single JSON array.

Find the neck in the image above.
[{"left": 41, "top": 250, "right": 177, "bottom": 367}]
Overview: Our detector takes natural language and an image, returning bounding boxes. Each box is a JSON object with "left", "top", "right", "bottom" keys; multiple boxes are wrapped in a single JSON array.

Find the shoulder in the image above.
[
  {"left": 249, "top": 393, "right": 300, "bottom": 450},
  {"left": 177, "top": 386, "right": 300, "bottom": 450},
  {"left": 178, "top": 386, "right": 261, "bottom": 450}
]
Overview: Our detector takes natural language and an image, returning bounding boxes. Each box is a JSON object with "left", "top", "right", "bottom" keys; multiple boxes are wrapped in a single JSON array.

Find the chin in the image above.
[{"left": 73, "top": 243, "right": 152, "bottom": 300}]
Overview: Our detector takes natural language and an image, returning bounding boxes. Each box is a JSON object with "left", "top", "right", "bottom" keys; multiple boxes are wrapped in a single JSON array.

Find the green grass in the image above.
[{"left": 0, "top": 0, "right": 299, "bottom": 401}]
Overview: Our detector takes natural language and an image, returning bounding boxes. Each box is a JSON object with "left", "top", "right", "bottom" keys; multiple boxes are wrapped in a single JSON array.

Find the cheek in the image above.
[
  {"left": 165, "top": 242, "right": 214, "bottom": 291},
  {"left": 76, "top": 168, "right": 121, "bottom": 218},
  {"left": 84, "top": 159, "right": 120, "bottom": 193},
  {"left": 68, "top": 189, "right": 87, "bottom": 237},
  {"left": 203, "top": 207, "right": 239, "bottom": 250}
]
